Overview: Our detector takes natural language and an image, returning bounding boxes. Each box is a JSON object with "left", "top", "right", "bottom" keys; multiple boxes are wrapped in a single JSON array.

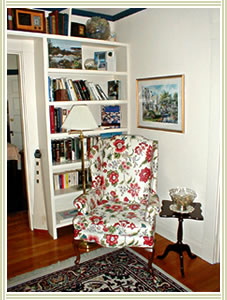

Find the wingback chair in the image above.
[{"left": 72, "top": 135, "right": 159, "bottom": 273}]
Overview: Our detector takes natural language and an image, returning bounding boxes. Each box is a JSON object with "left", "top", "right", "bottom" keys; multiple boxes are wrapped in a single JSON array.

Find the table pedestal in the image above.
[{"left": 157, "top": 216, "right": 196, "bottom": 277}]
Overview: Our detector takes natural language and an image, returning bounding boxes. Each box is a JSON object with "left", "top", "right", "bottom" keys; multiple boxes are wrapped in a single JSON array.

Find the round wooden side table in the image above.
[{"left": 157, "top": 200, "right": 204, "bottom": 277}]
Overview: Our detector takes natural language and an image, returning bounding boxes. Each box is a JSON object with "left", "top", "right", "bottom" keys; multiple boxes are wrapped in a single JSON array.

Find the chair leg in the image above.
[
  {"left": 147, "top": 247, "right": 155, "bottom": 275},
  {"left": 73, "top": 239, "right": 81, "bottom": 264}
]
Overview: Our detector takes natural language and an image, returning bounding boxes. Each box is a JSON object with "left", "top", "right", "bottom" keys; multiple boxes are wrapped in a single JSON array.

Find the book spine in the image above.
[
  {"left": 48, "top": 15, "right": 52, "bottom": 33},
  {"left": 85, "top": 81, "right": 95, "bottom": 100},
  {"left": 7, "top": 8, "right": 13, "bottom": 30},
  {"left": 58, "top": 13, "right": 63, "bottom": 35},
  {"left": 96, "top": 84, "right": 108, "bottom": 100},
  {"left": 67, "top": 79, "right": 77, "bottom": 101},
  {"left": 49, "top": 105, "right": 55, "bottom": 133},
  {"left": 63, "top": 14, "right": 69, "bottom": 36},
  {"left": 72, "top": 81, "right": 83, "bottom": 101},
  {"left": 89, "top": 82, "right": 101, "bottom": 100},
  {"left": 55, "top": 141, "right": 60, "bottom": 162},
  {"left": 51, "top": 140, "right": 56, "bottom": 162}
]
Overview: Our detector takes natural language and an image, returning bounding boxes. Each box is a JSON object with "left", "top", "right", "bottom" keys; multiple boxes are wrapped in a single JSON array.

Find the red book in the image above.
[
  {"left": 49, "top": 106, "right": 55, "bottom": 133},
  {"left": 7, "top": 8, "right": 13, "bottom": 30},
  {"left": 49, "top": 10, "right": 59, "bottom": 34}
]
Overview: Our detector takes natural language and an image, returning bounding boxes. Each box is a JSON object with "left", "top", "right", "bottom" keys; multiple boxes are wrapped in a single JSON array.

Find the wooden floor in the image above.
[{"left": 7, "top": 211, "right": 220, "bottom": 292}]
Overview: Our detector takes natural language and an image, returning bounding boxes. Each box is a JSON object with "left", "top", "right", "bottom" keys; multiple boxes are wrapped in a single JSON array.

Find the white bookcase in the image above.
[{"left": 7, "top": 28, "right": 129, "bottom": 239}]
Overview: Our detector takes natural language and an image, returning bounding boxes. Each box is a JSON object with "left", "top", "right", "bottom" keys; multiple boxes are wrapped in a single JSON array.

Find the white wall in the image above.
[{"left": 115, "top": 8, "right": 220, "bottom": 263}]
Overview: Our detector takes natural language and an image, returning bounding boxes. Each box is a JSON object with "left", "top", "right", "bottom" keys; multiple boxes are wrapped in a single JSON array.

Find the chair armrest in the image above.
[
  {"left": 73, "top": 188, "right": 104, "bottom": 215},
  {"left": 145, "top": 193, "right": 160, "bottom": 222}
]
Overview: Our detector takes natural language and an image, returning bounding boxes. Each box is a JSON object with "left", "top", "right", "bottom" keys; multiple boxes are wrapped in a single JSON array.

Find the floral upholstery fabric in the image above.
[{"left": 73, "top": 135, "right": 159, "bottom": 248}]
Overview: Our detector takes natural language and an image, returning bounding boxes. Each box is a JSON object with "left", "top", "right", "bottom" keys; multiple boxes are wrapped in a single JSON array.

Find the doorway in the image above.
[{"left": 7, "top": 54, "right": 28, "bottom": 214}]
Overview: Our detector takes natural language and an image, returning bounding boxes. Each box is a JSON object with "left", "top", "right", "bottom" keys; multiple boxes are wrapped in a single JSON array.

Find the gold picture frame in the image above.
[{"left": 136, "top": 74, "right": 185, "bottom": 133}]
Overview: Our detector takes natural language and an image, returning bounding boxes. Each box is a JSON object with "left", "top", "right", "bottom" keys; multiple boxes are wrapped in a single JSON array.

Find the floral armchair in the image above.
[{"left": 73, "top": 135, "right": 159, "bottom": 272}]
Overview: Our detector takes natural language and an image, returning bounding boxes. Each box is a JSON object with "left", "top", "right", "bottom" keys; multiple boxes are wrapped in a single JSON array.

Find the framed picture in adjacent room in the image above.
[{"left": 136, "top": 74, "right": 185, "bottom": 132}]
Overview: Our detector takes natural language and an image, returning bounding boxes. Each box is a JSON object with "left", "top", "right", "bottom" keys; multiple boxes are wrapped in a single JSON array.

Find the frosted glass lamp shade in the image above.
[{"left": 62, "top": 105, "right": 98, "bottom": 131}]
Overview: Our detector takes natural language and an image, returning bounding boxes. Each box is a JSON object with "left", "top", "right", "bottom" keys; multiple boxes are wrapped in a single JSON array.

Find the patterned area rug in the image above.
[{"left": 7, "top": 248, "right": 190, "bottom": 292}]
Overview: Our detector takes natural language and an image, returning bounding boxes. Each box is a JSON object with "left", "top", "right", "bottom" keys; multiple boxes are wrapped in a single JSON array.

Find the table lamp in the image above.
[{"left": 62, "top": 105, "right": 98, "bottom": 194}]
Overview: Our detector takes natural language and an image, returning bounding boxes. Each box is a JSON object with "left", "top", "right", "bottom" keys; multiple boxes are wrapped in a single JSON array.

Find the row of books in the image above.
[
  {"left": 49, "top": 105, "right": 121, "bottom": 134},
  {"left": 53, "top": 169, "right": 91, "bottom": 191},
  {"left": 51, "top": 136, "right": 100, "bottom": 164},
  {"left": 48, "top": 77, "right": 120, "bottom": 102},
  {"left": 49, "top": 106, "right": 68, "bottom": 133},
  {"left": 46, "top": 10, "right": 69, "bottom": 36}
]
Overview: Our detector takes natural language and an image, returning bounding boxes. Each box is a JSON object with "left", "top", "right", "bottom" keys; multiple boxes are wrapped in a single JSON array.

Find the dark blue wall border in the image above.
[
  {"left": 7, "top": 69, "right": 18, "bottom": 75},
  {"left": 112, "top": 8, "right": 146, "bottom": 21},
  {"left": 37, "top": 8, "right": 146, "bottom": 21}
]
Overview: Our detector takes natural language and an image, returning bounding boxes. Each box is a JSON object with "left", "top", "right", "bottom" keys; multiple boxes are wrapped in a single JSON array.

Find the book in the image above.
[
  {"left": 96, "top": 84, "right": 108, "bottom": 100},
  {"left": 49, "top": 10, "right": 59, "bottom": 34},
  {"left": 100, "top": 132, "right": 122, "bottom": 139},
  {"left": 63, "top": 14, "right": 69, "bottom": 36},
  {"left": 101, "top": 105, "right": 121, "bottom": 128},
  {"left": 108, "top": 80, "right": 120, "bottom": 100},
  {"left": 49, "top": 106, "right": 55, "bottom": 133},
  {"left": 7, "top": 8, "right": 13, "bottom": 30},
  {"left": 58, "top": 209, "right": 77, "bottom": 220}
]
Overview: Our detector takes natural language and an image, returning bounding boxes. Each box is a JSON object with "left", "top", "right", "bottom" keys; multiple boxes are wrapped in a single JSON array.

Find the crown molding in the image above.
[{"left": 37, "top": 8, "right": 146, "bottom": 21}]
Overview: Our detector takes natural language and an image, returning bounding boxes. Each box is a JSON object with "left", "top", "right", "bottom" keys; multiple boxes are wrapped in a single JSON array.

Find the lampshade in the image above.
[{"left": 62, "top": 105, "right": 98, "bottom": 131}]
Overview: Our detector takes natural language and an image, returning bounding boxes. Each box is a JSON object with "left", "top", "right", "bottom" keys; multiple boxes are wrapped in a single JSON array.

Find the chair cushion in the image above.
[{"left": 73, "top": 200, "right": 156, "bottom": 247}]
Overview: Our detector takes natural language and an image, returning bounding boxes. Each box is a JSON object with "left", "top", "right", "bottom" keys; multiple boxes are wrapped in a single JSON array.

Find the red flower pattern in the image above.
[
  {"left": 135, "top": 146, "right": 142, "bottom": 155},
  {"left": 129, "top": 204, "right": 140, "bottom": 210},
  {"left": 74, "top": 137, "right": 158, "bottom": 249},
  {"left": 106, "top": 234, "right": 119, "bottom": 246},
  {"left": 108, "top": 171, "right": 119, "bottom": 185},
  {"left": 110, "top": 205, "right": 123, "bottom": 212},
  {"left": 139, "top": 167, "right": 151, "bottom": 183},
  {"left": 74, "top": 230, "right": 80, "bottom": 238},
  {"left": 128, "top": 183, "right": 140, "bottom": 197},
  {"left": 89, "top": 215, "right": 103, "bottom": 225},
  {"left": 146, "top": 145, "right": 153, "bottom": 162},
  {"left": 110, "top": 191, "right": 117, "bottom": 197},
  {"left": 88, "top": 235, "right": 99, "bottom": 244},
  {"left": 113, "top": 139, "right": 126, "bottom": 153},
  {"left": 128, "top": 222, "right": 136, "bottom": 230},
  {"left": 143, "top": 236, "right": 154, "bottom": 246}
]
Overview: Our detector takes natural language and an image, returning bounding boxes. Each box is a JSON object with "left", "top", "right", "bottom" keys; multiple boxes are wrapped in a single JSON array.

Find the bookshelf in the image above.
[{"left": 7, "top": 28, "right": 129, "bottom": 239}]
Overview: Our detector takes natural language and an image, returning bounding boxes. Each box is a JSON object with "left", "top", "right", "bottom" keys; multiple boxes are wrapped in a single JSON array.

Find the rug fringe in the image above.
[{"left": 8, "top": 247, "right": 191, "bottom": 292}]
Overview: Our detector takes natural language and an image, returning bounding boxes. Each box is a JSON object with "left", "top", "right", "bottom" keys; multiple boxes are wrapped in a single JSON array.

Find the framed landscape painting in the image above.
[
  {"left": 48, "top": 38, "right": 82, "bottom": 69},
  {"left": 136, "top": 75, "right": 185, "bottom": 132}
]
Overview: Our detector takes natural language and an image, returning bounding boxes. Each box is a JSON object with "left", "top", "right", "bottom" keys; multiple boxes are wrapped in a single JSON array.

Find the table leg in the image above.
[{"left": 157, "top": 217, "right": 196, "bottom": 277}]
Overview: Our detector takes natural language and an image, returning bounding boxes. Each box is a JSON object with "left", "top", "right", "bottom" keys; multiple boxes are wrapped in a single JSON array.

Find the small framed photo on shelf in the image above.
[
  {"left": 136, "top": 74, "right": 185, "bottom": 132},
  {"left": 94, "top": 51, "right": 107, "bottom": 70},
  {"left": 47, "top": 38, "right": 82, "bottom": 69}
]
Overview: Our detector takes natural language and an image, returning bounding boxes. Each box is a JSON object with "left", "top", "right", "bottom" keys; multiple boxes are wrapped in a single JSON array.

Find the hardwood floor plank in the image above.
[{"left": 7, "top": 211, "right": 220, "bottom": 292}]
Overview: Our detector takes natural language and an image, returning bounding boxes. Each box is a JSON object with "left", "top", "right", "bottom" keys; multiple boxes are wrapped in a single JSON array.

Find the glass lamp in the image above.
[{"left": 62, "top": 105, "right": 98, "bottom": 194}]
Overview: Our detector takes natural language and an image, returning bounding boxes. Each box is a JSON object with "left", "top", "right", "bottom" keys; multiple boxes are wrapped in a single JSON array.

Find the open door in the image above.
[{"left": 7, "top": 54, "right": 28, "bottom": 215}]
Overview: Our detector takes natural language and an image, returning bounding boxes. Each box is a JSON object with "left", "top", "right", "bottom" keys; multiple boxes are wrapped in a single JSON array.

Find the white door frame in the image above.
[{"left": 7, "top": 51, "right": 33, "bottom": 230}]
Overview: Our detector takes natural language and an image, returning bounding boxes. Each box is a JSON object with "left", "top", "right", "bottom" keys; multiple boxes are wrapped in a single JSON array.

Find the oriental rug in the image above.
[{"left": 7, "top": 247, "right": 190, "bottom": 293}]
